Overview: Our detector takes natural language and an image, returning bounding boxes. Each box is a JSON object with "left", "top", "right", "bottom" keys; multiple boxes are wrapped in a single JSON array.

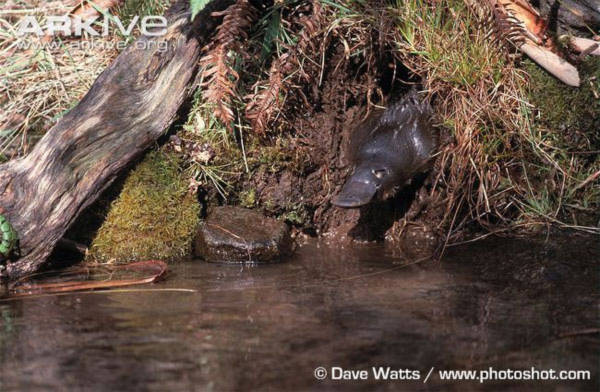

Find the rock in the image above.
[
  {"left": 194, "top": 206, "right": 293, "bottom": 263},
  {"left": 397, "top": 224, "right": 441, "bottom": 260},
  {"left": 537, "top": 0, "right": 600, "bottom": 35}
]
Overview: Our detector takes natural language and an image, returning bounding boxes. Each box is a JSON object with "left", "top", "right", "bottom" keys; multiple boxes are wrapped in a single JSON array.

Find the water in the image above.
[{"left": 0, "top": 235, "right": 598, "bottom": 391}]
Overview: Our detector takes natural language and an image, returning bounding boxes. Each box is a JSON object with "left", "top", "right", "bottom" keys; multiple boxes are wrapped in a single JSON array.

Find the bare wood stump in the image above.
[{"left": 0, "top": 0, "right": 233, "bottom": 278}]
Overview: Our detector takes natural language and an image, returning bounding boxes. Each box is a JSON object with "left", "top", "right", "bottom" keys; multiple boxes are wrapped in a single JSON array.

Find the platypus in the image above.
[{"left": 332, "top": 90, "right": 438, "bottom": 208}]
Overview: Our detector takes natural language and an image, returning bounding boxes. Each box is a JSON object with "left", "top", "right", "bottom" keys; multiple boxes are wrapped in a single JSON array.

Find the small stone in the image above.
[
  {"left": 398, "top": 224, "right": 440, "bottom": 259},
  {"left": 194, "top": 206, "right": 293, "bottom": 263}
]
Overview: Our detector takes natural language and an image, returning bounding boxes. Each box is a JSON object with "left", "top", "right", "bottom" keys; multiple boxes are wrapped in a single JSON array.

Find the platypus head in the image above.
[{"left": 332, "top": 162, "right": 392, "bottom": 208}]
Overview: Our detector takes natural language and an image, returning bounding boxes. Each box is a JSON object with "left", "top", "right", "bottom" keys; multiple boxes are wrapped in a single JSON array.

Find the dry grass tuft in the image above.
[
  {"left": 393, "top": 0, "right": 599, "bottom": 237},
  {"left": 395, "top": 0, "right": 528, "bottom": 231},
  {"left": 0, "top": 0, "right": 169, "bottom": 162},
  {"left": 0, "top": 0, "right": 170, "bottom": 160},
  {"left": 0, "top": 1, "right": 119, "bottom": 159}
]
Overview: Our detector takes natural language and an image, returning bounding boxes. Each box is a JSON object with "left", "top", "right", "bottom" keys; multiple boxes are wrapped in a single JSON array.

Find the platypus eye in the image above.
[{"left": 372, "top": 169, "right": 386, "bottom": 179}]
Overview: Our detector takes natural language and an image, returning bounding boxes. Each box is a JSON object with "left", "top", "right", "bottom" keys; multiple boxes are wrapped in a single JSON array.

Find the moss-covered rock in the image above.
[
  {"left": 89, "top": 151, "right": 200, "bottom": 263},
  {"left": 522, "top": 57, "right": 600, "bottom": 225},
  {"left": 525, "top": 57, "right": 600, "bottom": 135}
]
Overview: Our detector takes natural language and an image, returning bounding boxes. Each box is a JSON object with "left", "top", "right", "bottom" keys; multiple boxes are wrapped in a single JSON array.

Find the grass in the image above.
[
  {"left": 394, "top": 0, "right": 530, "bottom": 230},
  {"left": 179, "top": 91, "right": 245, "bottom": 200},
  {"left": 2, "top": 0, "right": 597, "bottom": 258},
  {"left": 0, "top": 2, "right": 116, "bottom": 158},
  {"left": 0, "top": 0, "right": 170, "bottom": 159},
  {"left": 390, "top": 0, "right": 599, "bottom": 235},
  {"left": 116, "top": 0, "right": 170, "bottom": 28},
  {"left": 398, "top": 0, "right": 506, "bottom": 87}
]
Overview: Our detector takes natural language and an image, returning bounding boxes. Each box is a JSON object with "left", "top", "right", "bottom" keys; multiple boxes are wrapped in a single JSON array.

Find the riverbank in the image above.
[{"left": 1, "top": 0, "right": 598, "bottom": 263}]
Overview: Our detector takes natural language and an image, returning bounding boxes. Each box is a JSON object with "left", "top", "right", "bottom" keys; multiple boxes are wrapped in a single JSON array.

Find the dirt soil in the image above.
[{"left": 239, "top": 42, "right": 444, "bottom": 254}]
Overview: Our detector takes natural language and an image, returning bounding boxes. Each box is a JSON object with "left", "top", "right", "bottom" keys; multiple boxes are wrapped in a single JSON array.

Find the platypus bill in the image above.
[{"left": 333, "top": 90, "right": 438, "bottom": 208}]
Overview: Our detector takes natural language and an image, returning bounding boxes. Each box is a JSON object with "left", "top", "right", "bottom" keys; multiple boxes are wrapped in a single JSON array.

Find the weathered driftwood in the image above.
[
  {"left": 0, "top": 0, "right": 233, "bottom": 278},
  {"left": 520, "top": 42, "right": 580, "bottom": 87}
]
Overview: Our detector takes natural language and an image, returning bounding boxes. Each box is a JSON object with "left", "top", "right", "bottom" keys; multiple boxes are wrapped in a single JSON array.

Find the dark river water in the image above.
[{"left": 0, "top": 235, "right": 598, "bottom": 391}]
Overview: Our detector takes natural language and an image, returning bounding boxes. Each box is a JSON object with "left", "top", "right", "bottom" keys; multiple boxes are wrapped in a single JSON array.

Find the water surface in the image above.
[{"left": 0, "top": 235, "right": 598, "bottom": 391}]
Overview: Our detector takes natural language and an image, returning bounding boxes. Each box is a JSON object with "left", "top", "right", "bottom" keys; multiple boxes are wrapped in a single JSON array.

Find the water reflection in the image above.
[{"left": 0, "top": 235, "right": 598, "bottom": 391}]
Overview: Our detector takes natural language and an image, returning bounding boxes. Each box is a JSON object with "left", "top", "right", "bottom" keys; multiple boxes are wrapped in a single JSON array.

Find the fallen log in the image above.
[{"left": 0, "top": 0, "right": 233, "bottom": 279}]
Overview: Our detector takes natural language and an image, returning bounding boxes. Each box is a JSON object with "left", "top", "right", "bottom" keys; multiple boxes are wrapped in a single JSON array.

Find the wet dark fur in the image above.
[{"left": 335, "top": 89, "right": 438, "bottom": 207}]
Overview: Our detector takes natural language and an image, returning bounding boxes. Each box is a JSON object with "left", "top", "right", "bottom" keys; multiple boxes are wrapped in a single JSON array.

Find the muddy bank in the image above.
[
  {"left": 193, "top": 0, "right": 598, "bottom": 246},
  {"left": 77, "top": 0, "right": 599, "bottom": 263},
  {"left": 237, "top": 45, "right": 442, "bottom": 244}
]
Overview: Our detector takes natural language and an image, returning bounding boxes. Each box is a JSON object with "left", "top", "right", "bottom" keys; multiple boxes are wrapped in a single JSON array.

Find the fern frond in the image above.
[
  {"left": 244, "top": 60, "right": 284, "bottom": 134},
  {"left": 245, "top": 0, "right": 326, "bottom": 134},
  {"left": 198, "top": 0, "right": 258, "bottom": 130}
]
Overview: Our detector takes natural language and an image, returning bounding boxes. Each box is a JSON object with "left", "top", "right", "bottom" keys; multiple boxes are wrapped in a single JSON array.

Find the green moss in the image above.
[
  {"left": 253, "top": 144, "right": 290, "bottom": 172},
  {"left": 282, "top": 203, "right": 309, "bottom": 226},
  {"left": 520, "top": 57, "right": 600, "bottom": 223},
  {"left": 525, "top": 57, "right": 600, "bottom": 134},
  {"left": 89, "top": 151, "right": 200, "bottom": 263},
  {"left": 246, "top": 137, "right": 309, "bottom": 176},
  {"left": 239, "top": 188, "right": 257, "bottom": 208}
]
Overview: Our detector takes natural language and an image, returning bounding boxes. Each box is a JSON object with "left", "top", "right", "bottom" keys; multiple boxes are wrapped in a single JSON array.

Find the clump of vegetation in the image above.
[
  {"left": 0, "top": 0, "right": 170, "bottom": 159},
  {"left": 393, "top": 0, "right": 532, "bottom": 236},
  {"left": 523, "top": 57, "right": 600, "bottom": 228},
  {"left": 88, "top": 151, "right": 200, "bottom": 263},
  {"left": 3, "top": 0, "right": 598, "bottom": 261},
  {"left": 239, "top": 188, "right": 257, "bottom": 208},
  {"left": 388, "top": 0, "right": 598, "bottom": 235},
  {"left": 178, "top": 95, "right": 246, "bottom": 201},
  {"left": 182, "top": 0, "right": 598, "bottom": 239}
]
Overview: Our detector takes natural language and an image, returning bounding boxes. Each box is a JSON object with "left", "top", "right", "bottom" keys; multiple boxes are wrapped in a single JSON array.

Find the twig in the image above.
[
  {"left": 558, "top": 328, "right": 600, "bottom": 339},
  {"left": 573, "top": 170, "right": 600, "bottom": 192}
]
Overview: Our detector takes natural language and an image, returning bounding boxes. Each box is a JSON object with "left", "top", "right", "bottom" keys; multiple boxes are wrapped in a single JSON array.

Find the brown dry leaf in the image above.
[
  {"left": 7, "top": 260, "right": 168, "bottom": 298},
  {"left": 244, "top": 0, "right": 325, "bottom": 134},
  {"left": 497, "top": 0, "right": 547, "bottom": 41},
  {"left": 487, "top": 0, "right": 580, "bottom": 86},
  {"left": 244, "top": 60, "right": 284, "bottom": 134},
  {"left": 198, "top": 0, "right": 258, "bottom": 130}
]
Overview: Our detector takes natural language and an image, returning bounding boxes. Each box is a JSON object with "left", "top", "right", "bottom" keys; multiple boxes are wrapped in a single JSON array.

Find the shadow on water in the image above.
[{"left": 0, "top": 234, "right": 598, "bottom": 391}]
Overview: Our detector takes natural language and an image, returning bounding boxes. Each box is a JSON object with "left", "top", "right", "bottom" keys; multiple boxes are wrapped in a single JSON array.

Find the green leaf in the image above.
[
  {"left": 190, "top": 0, "right": 211, "bottom": 21},
  {"left": 261, "top": 11, "right": 281, "bottom": 59}
]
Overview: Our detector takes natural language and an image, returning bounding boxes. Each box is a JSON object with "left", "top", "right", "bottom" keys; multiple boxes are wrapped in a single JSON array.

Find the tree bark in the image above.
[{"left": 0, "top": 0, "right": 233, "bottom": 278}]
